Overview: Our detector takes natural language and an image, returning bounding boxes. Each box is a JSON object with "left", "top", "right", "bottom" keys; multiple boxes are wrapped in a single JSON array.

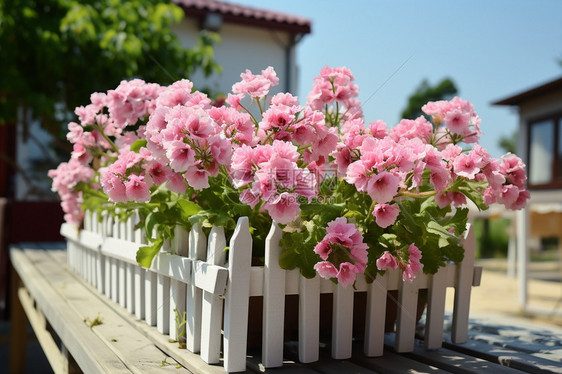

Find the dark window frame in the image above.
[{"left": 527, "top": 111, "right": 562, "bottom": 190}]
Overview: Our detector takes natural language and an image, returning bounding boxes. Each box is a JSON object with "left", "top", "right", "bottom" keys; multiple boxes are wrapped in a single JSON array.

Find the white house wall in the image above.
[
  {"left": 517, "top": 89, "right": 562, "bottom": 203},
  {"left": 171, "top": 18, "right": 299, "bottom": 97}
]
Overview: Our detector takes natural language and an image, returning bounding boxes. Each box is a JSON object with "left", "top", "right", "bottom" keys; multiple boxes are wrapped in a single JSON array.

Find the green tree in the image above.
[
  {"left": 0, "top": 0, "right": 221, "bottom": 147},
  {"left": 498, "top": 132, "right": 517, "bottom": 154},
  {"left": 401, "top": 78, "right": 458, "bottom": 120}
]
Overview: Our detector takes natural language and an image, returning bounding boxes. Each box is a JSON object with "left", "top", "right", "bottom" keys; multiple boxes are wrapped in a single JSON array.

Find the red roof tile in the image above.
[{"left": 173, "top": 0, "right": 311, "bottom": 34}]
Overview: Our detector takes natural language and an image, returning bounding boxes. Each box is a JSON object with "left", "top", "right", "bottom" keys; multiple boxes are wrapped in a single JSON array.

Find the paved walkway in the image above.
[{"left": 447, "top": 258, "right": 562, "bottom": 328}]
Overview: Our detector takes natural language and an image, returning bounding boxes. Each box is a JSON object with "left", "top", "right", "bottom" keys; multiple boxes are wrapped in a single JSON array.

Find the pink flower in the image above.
[
  {"left": 184, "top": 166, "right": 210, "bottom": 190},
  {"left": 101, "top": 172, "right": 127, "bottom": 203},
  {"left": 239, "top": 188, "right": 260, "bottom": 208},
  {"left": 314, "top": 261, "right": 338, "bottom": 279},
  {"left": 271, "top": 92, "right": 299, "bottom": 107},
  {"left": 156, "top": 79, "right": 194, "bottom": 108},
  {"left": 373, "top": 203, "right": 400, "bottom": 228},
  {"left": 209, "top": 135, "right": 232, "bottom": 165},
  {"left": 226, "top": 93, "right": 244, "bottom": 110},
  {"left": 403, "top": 244, "right": 423, "bottom": 282},
  {"left": 444, "top": 108, "right": 471, "bottom": 134},
  {"left": 166, "top": 171, "right": 187, "bottom": 193},
  {"left": 376, "top": 251, "right": 398, "bottom": 271},
  {"left": 124, "top": 175, "right": 151, "bottom": 203},
  {"left": 345, "top": 161, "right": 370, "bottom": 191},
  {"left": 390, "top": 116, "right": 433, "bottom": 143},
  {"left": 264, "top": 192, "right": 300, "bottom": 224},
  {"left": 314, "top": 240, "right": 332, "bottom": 260},
  {"left": 366, "top": 171, "right": 400, "bottom": 203},
  {"left": 336, "top": 262, "right": 358, "bottom": 287},
  {"left": 369, "top": 120, "right": 388, "bottom": 139},
  {"left": 167, "top": 140, "right": 195, "bottom": 172},
  {"left": 232, "top": 67, "right": 279, "bottom": 98}
]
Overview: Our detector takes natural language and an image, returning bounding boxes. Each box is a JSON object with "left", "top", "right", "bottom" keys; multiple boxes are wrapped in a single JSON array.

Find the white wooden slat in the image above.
[
  {"left": 298, "top": 275, "right": 320, "bottom": 363},
  {"left": 84, "top": 210, "right": 91, "bottom": 231},
  {"left": 192, "top": 262, "right": 228, "bottom": 294},
  {"left": 157, "top": 241, "right": 171, "bottom": 335},
  {"left": 169, "top": 227, "right": 188, "bottom": 342},
  {"left": 145, "top": 270, "right": 158, "bottom": 326},
  {"left": 85, "top": 246, "right": 92, "bottom": 284},
  {"left": 126, "top": 215, "right": 136, "bottom": 314},
  {"left": 118, "top": 259, "right": 127, "bottom": 307},
  {"left": 331, "top": 284, "right": 354, "bottom": 359},
  {"left": 364, "top": 274, "right": 388, "bottom": 357},
  {"left": 425, "top": 266, "right": 448, "bottom": 349},
  {"left": 200, "top": 226, "right": 227, "bottom": 364},
  {"left": 394, "top": 277, "right": 419, "bottom": 352},
  {"left": 262, "top": 223, "right": 285, "bottom": 368},
  {"left": 452, "top": 224, "right": 476, "bottom": 343},
  {"left": 101, "top": 238, "right": 140, "bottom": 264},
  {"left": 186, "top": 224, "right": 206, "bottom": 354},
  {"left": 157, "top": 253, "right": 192, "bottom": 284},
  {"left": 133, "top": 212, "right": 146, "bottom": 320},
  {"left": 223, "top": 217, "right": 252, "bottom": 373},
  {"left": 105, "top": 254, "right": 112, "bottom": 299},
  {"left": 110, "top": 257, "right": 119, "bottom": 303},
  {"left": 134, "top": 266, "right": 146, "bottom": 320}
]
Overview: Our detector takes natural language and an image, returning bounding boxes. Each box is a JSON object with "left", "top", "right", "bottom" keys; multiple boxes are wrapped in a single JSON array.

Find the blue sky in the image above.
[{"left": 233, "top": 0, "right": 562, "bottom": 158}]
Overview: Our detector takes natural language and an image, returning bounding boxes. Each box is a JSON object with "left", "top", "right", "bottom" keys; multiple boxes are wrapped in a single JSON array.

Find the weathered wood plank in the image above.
[
  {"left": 27, "top": 249, "right": 187, "bottom": 373},
  {"left": 385, "top": 334, "right": 525, "bottom": 374},
  {"left": 444, "top": 338, "right": 562, "bottom": 374},
  {"left": 10, "top": 249, "right": 133, "bottom": 374},
  {"left": 18, "top": 287, "right": 70, "bottom": 374}
]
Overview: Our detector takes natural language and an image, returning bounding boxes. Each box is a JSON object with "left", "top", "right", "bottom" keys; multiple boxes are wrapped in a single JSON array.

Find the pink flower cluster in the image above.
[
  {"left": 422, "top": 97, "right": 482, "bottom": 144},
  {"left": 376, "top": 244, "right": 424, "bottom": 282},
  {"left": 313, "top": 217, "right": 369, "bottom": 287},
  {"left": 50, "top": 65, "right": 531, "bottom": 287},
  {"left": 145, "top": 104, "right": 231, "bottom": 191},
  {"left": 231, "top": 140, "right": 317, "bottom": 224},
  {"left": 232, "top": 66, "right": 279, "bottom": 99},
  {"left": 48, "top": 159, "right": 94, "bottom": 224},
  {"left": 100, "top": 149, "right": 167, "bottom": 203},
  {"left": 306, "top": 66, "right": 362, "bottom": 120}
]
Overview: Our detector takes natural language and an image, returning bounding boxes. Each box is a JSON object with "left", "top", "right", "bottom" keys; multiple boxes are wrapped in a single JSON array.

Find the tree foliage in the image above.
[
  {"left": 0, "top": 0, "right": 221, "bottom": 141},
  {"left": 498, "top": 131, "right": 517, "bottom": 154},
  {"left": 401, "top": 78, "right": 458, "bottom": 120}
]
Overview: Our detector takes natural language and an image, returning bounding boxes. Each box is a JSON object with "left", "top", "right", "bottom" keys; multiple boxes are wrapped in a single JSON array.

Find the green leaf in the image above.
[
  {"left": 177, "top": 199, "right": 202, "bottom": 221},
  {"left": 130, "top": 139, "right": 147, "bottom": 153},
  {"left": 136, "top": 238, "right": 163, "bottom": 268}
]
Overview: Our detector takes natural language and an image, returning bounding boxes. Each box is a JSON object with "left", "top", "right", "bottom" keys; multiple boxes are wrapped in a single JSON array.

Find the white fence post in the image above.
[
  {"left": 186, "top": 224, "right": 206, "bottom": 353},
  {"left": 169, "top": 227, "right": 189, "bottom": 342},
  {"left": 425, "top": 267, "right": 447, "bottom": 349},
  {"left": 298, "top": 275, "right": 320, "bottom": 363},
  {"left": 262, "top": 223, "right": 285, "bottom": 368},
  {"left": 157, "top": 240, "right": 171, "bottom": 334},
  {"left": 332, "top": 284, "right": 354, "bottom": 359},
  {"left": 133, "top": 211, "right": 146, "bottom": 320},
  {"left": 223, "top": 217, "right": 252, "bottom": 373},
  {"left": 395, "top": 277, "right": 419, "bottom": 352},
  {"left": 452, "top": 224, "right": 476, "bottom": 343},
  {"left": 200, "top": 226, "right": 227, "bottom": 364},
  {"left": 364, "top": 274, "right": 388, "bottom": 356}
]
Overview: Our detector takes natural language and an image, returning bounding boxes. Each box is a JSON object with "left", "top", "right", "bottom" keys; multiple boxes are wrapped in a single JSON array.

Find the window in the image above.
[{"left": 528, "top": 114, "right": 562, "bottom": 188}]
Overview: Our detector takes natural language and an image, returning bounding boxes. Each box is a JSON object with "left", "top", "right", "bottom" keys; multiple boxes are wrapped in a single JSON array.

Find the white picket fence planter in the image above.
[{"left": 61, "top": 210, "right": 482, "bottom": 373}]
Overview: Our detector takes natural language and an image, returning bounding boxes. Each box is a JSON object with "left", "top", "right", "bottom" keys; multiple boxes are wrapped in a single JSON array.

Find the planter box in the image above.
[{"left": 61, "top": 210, "right": 482, "bottom": 373}]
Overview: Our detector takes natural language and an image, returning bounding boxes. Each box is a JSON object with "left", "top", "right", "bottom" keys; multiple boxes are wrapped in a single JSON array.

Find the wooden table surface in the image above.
[{"left": 9, "top": 245, "right": 562, "bottom": 374}]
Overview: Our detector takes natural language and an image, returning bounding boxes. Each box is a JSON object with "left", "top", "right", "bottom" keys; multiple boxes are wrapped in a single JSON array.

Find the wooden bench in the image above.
[{"left": 10, "top": 245, "right": 562, "bottom": 374}]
